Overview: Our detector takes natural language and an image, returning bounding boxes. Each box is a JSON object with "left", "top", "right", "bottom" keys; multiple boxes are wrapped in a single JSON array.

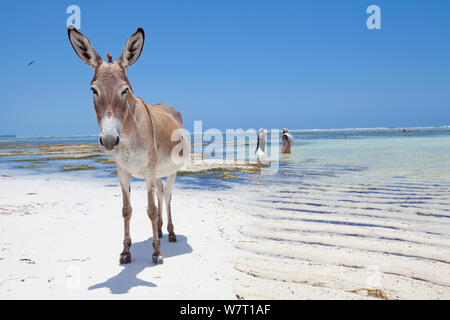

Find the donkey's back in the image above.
[{"left": 154, "top": 104, "right": 183, "bottom": 127}]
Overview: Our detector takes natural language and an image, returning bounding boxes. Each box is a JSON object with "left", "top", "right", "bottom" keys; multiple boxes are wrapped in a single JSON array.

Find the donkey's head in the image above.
[{"left": 68, "top": 26, "right": 145, "bottom": 151}]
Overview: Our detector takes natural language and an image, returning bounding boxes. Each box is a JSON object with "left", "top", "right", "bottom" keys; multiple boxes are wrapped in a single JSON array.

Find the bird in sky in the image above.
[{"left": 26, "top": 60, "right": 35, "bottom": 67}]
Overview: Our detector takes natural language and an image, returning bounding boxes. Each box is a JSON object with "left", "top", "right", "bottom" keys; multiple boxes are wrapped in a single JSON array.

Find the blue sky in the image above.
[{"left": 0, "top": 0, "right": 449, "bottom": 136}]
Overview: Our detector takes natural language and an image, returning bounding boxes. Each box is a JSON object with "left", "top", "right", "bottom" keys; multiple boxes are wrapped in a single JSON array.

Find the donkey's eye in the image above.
[
  {"left": 121, "top": 87, "right": 129, "bottom": 97},
  {"left": 91, "top": 87, "right": 98, "bottom": 96}
]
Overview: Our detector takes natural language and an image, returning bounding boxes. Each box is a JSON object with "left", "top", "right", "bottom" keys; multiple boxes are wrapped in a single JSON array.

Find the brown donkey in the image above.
[{"left": 68, "top": 26, "right": 190, "bottom": 264}]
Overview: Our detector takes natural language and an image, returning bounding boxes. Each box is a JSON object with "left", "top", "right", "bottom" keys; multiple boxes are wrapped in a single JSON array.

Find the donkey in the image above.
[{"left": 68, "top": 26, "right": 189, "bottom": 265}]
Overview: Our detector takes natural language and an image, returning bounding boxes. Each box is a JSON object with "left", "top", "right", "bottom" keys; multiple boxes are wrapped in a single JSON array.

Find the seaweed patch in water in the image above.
[
  {"left": 178, "top": 164, "right": 261, "bottom": 177},
  {"left": 62, "top": 165, "right": 95, "bottom": 171},
  {"left": 95, "top": 158, "right": 115, "bottom": 164},
  {"left": 42, "top": 154, "right": 102, "bottom": 161},
  {"left": 16, "top": 165, "right": 46, "bottom": 169},
  {"left": 220, "top": 172, "right": 240, "bottom": 179},
  {"left": 0, "top": 143, "right": 101, "bottom": 157}
]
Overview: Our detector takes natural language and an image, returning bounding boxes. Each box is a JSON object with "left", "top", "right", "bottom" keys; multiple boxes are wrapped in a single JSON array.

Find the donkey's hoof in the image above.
[
  {"left": 120, "top": 253, "right": 131, "bottom": 264},
  {"left": 168, "top": 233, "right": 177, "bottom": 242},
  {"left": 158, "top": 229, "right": 163, "bottom": 238},
  {"left": 152, "top": 254, "right": 164, "bottom": 265}
]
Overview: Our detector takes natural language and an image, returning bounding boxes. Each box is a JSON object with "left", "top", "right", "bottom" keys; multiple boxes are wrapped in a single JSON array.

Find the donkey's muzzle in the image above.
[{"left": 99, "top": 135, "right": 120, "bottom": 150}]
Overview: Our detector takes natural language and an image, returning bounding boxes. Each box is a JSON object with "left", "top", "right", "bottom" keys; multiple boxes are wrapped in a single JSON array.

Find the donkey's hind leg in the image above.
[
  {"left": 165, "top": 173, "right": 177, "bottom": 242},
  {"left": 155, "top": 179, "right": 164, "bottom": 238}
]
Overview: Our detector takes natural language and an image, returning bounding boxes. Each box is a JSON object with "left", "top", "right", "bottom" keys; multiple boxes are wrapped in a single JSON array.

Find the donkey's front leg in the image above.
[
  {"left": 117, "top": 166, "right": 132, "bottom": 264},
  {"left": 146, "top": 179, "right": 163, "bottom": 264}
]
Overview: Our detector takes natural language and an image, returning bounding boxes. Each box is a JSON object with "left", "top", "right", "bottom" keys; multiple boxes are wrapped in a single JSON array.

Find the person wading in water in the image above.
[{"left": 281, "top": 128, "right": 294, "bottom": 154}]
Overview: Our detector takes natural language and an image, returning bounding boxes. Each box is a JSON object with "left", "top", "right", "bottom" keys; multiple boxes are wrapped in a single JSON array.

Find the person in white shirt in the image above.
[{"left": 255, "top": 129, "right": 267, "bottom": 164}]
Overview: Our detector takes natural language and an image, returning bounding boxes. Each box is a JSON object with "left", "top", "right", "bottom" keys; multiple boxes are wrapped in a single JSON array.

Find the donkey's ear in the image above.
[
  {"left": 117, "top": 28, "right": 145, "bottom": 70},
  {"left": 68, "top": 26, "right": 103, "bottom": 69}
]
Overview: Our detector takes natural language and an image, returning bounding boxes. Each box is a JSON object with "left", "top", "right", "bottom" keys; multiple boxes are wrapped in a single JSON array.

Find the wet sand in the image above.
[{"left": 213, "top": 168, "right": 450, "bottom": 299}]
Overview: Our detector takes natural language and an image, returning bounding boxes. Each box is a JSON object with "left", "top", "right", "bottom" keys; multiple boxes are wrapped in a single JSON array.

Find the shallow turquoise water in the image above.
[
  {"left": 0, "top": 127, "right": 449, "bottom": 190},
  {"left": 228, "top": 128, "right": 450, "bottom": 193}
]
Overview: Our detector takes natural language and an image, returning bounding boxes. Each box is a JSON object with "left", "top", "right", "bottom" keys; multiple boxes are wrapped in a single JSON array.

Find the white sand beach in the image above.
[
  {"left": 0, "top": 174, "right": 239, "bottom": 299},
  {"left": 1, "top": 170, "right": 449, "bottom": 300}
]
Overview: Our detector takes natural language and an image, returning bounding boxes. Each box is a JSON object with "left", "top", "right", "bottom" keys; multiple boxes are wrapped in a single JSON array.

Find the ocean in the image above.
[{"left": 1, "top": 126, "right": 449, "bottom": 188}]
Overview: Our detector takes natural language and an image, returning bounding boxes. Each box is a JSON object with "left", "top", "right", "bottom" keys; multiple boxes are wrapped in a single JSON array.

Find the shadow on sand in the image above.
[{"left": 88, "top": 234, "right": 192, "bottom": 294}]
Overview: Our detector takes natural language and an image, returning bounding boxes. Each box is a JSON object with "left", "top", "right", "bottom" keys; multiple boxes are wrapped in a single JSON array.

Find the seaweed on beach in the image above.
[{"left": 351, "top": 288, "right": 389, "bottom": 300}]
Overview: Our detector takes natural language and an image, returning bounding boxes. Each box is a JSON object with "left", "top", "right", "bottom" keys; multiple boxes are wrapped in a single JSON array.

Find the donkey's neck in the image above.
[{"left": 121, "top": 92, "right": 150, "bottom": 143}]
